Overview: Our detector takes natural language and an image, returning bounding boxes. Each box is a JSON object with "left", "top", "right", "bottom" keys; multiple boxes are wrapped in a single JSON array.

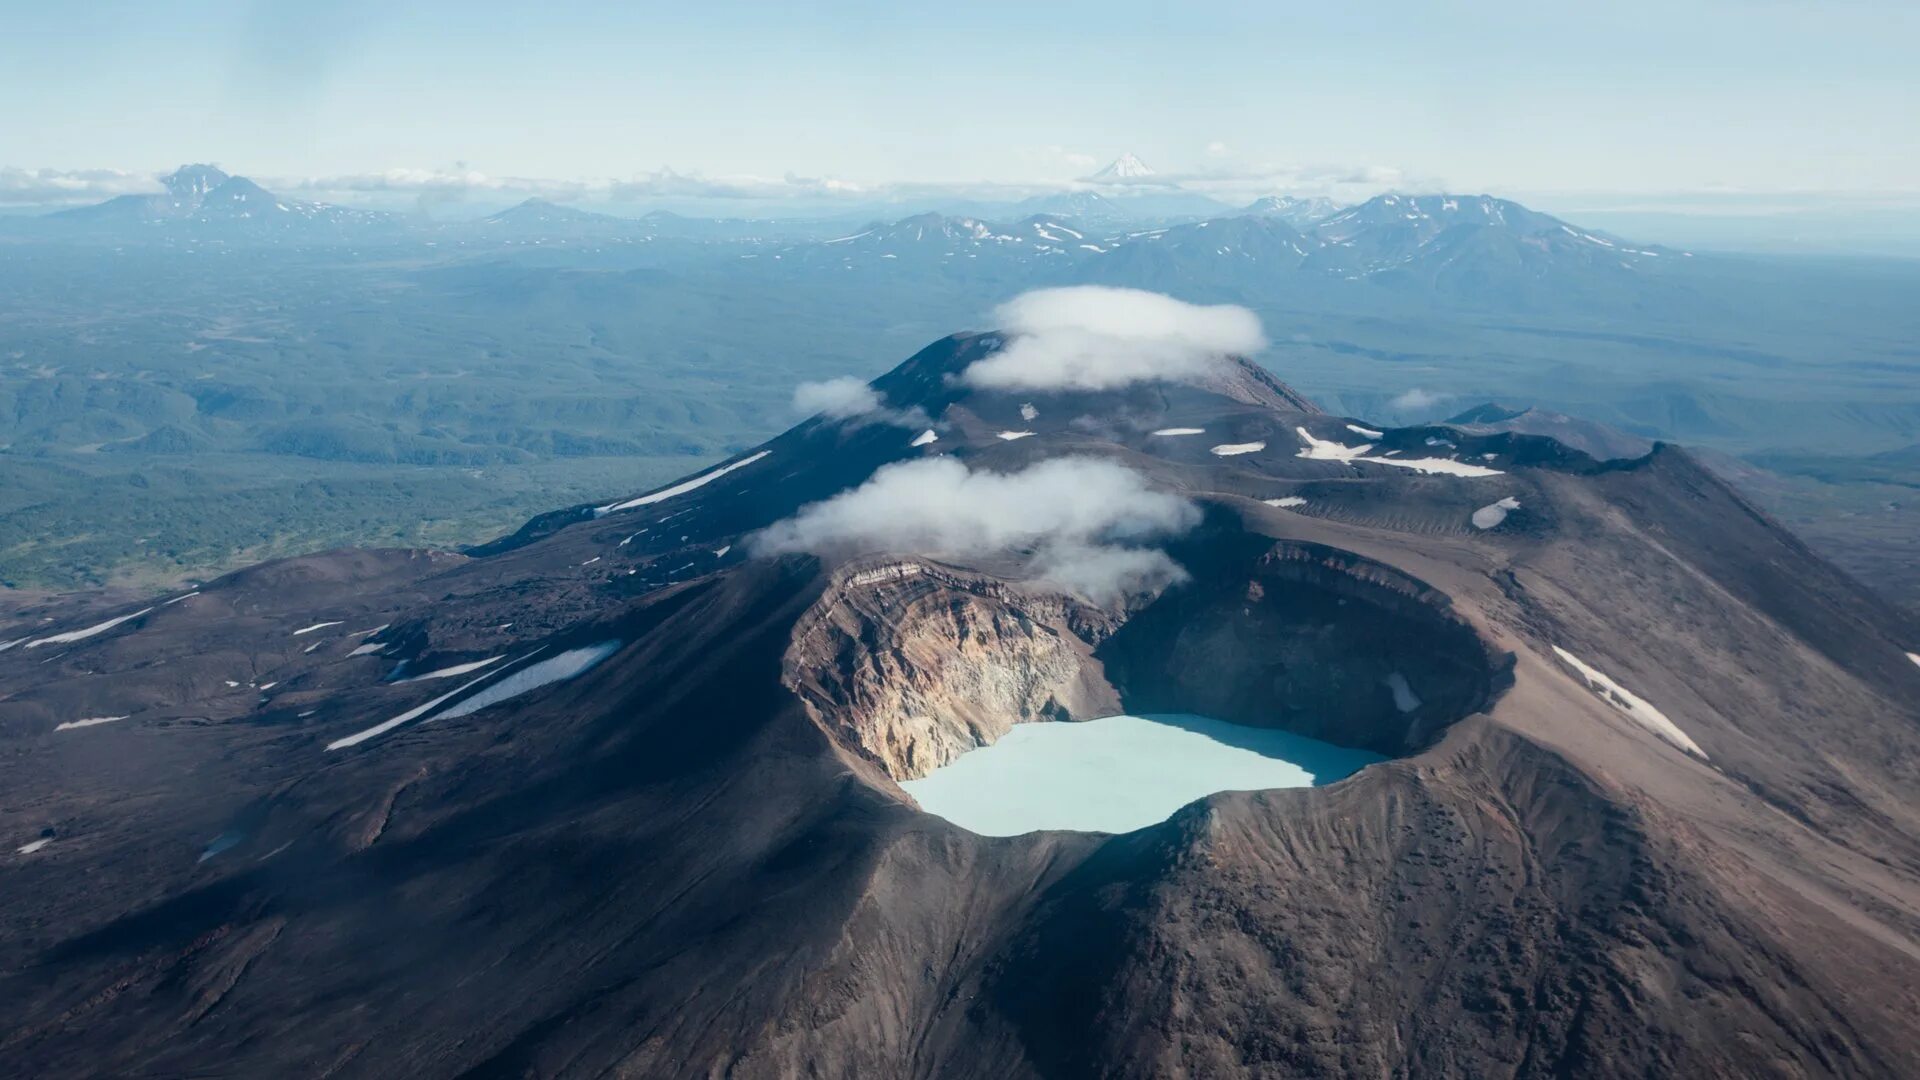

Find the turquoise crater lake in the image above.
[{"left": 899, "top": 713, "right": 1384, "bottom": 837}]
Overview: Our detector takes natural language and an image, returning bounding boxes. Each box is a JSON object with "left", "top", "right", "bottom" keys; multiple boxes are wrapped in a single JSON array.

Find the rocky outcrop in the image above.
[
  {"left": 785, "top": 561, "right": 1123, "bottom": 779},
  {"left": 785, "top": 531, "right": 1511, "bottom": 778}
]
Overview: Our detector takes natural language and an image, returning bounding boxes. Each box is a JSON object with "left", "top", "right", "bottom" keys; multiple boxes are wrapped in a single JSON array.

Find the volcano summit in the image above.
[{"left": 3, "top": 288, "right": 1919, "bottom": 1077}]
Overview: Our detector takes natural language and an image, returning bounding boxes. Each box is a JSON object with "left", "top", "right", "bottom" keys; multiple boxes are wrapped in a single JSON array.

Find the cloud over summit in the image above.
[
  {"left": 752, "top": 456, "right": 1198, "bottom": 601},
  {"left": 791, "top": 377, "right": 882, "bottom": 419},
  {"left": 962, "top": 287, "right": 1266, "bottom": 392}
]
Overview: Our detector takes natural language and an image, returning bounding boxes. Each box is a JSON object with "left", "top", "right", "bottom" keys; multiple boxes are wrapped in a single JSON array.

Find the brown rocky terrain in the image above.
[{"left": 2, "top": 332, "right": 1918, "bottom": 1077}]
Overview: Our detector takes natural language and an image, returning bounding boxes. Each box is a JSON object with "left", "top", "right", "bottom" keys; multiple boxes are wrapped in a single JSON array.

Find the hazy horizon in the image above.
[{"left": 4, "top": 0, "right": 1917, "bottom": 254}]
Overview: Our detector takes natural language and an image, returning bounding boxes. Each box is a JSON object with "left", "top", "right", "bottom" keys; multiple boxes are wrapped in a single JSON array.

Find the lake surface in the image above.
[{"left": 900, "top": 713, "right": 1383, "bottom": 836}]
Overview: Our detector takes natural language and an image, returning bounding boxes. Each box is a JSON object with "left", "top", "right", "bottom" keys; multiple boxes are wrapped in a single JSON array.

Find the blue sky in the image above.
[{"left": 2, "top": 0, "right": 1916, "bottom": 209}]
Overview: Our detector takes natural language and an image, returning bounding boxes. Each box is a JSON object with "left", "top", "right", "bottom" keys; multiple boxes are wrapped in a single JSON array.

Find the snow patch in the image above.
[
  {"left": 24, "top": 607, "right": 153, "bottom": 649},
  {"left": 326, "top": 665, "right": 509, "bottom": 751},
  {"left": 1294, "top": 427, "right": 1374, "bottom": 462},
  {"left": 399, "top": 656, "right": 504, "bottom": 683},
  {"left": 996, "top": 430, "right": 1036, "bottom": 441},
  {"left": 1149, "top": 427, "right": 1205, "bottom": 436},
  {"left": 600, "top": 451, "right": 770, "bottom": 514},
  {"left": 1263, "top": 496, "right": 1307, "bottom": 508},
  {"left": 1552, "top": 647, "right": 1706, "bottom": 758},
  {"left": 1472, "top": 496, "right": 1522, "bottom": 529},
  {"left": 1210, "top": 442, "right": 1265, "bottom": 456},
  {"left": 1387, "top": 457, "right": 1503, "bottom": 477},
  {"left": 54, "top": 715, "right": 129, "bottom": 732},
  {"left": 1385, "top": 672, "right": 1422, "bottom": 713},
  {"left": 1346, "top": 423, "right": 1385, "bottom": 439},
  {"left": 433, "top": 642, "right": 622, "bottom": 721},
  {"left": 1296, "top": 427, "right": 1502, "bottom": 477},
  {"left": 910, "top": 429, "right": 939, "bottom": 447},
  {"left": 293, "top": 621, "right": 342, "bottom": 636},
  {"left": 17, "top": 838, "right": 52, "bottom": 855}
]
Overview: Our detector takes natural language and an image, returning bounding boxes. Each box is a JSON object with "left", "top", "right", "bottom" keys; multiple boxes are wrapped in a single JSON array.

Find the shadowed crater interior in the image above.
[
  {"left": 1097, "top": 527, "right": 1512, "bottom": 758},
  {"left": 787, "top": 516, "right": 1511, "bottom": 791}
]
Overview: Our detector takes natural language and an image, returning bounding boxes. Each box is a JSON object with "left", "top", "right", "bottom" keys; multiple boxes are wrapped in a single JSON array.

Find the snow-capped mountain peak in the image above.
[
  {"left": 1087, "top": 153, "right": 1156, "bottom": 182},
  {"left": 161, "top": 164, "right": 230, "bottom": 201}
]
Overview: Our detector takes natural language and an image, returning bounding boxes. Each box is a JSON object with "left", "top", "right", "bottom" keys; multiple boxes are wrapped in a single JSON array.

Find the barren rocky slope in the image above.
[{"left": 3, "top": 332, "right": 1919, "bottom": 1077}]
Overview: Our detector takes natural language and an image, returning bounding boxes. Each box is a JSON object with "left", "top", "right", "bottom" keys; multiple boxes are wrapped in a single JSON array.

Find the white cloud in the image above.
[
  {"left": 0, "top": 155, "right": 1435, "bottom": 211},
  {"left": 752, "top": 456, "right": 1199, "bottom": 601},
  {"left": 792, "top": 376, "right": 882, "bottom": 419},
  {"left": 791, "top": 375, "right": 931, "bottom": 429},
  {"left": 270, "top": 166, "right": 867, "bottom": 205},
  {"left": 1388, "top": 388, "right": 1452, "bottom": 412},
  {"left": 0, "top": 167, "right": 163, "bottom": 206},
  {"left": 608, "top": 168, "right": 867, "bottom": 201},
  {"left": 962, "top": 287, "right": 1266, "bottom": 392}
]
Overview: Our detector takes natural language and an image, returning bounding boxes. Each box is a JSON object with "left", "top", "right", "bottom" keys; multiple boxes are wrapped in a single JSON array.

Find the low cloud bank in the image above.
[
  {"left": 963, "top": 287, "right": 1265, "bottom": 392},
  {"left": 792, "top": 377, "right": 883, "bottom": 419},
  {"left": 0, "top": 167, "right": 162, "bottom": 206},
  {"left": 1388, "top": 387, "right": 1451, "bottom": 412},
  {"left": 753, "top": 456, "right": 1198, "bottom": 600},
  {"left": 790, "top": 375, "right": 931, "bottom": 429}
]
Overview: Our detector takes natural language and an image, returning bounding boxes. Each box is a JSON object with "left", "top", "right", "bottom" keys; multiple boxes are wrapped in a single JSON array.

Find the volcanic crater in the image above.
[{"left": 786, "top": 508, "right": 1512, "bottom": 827}]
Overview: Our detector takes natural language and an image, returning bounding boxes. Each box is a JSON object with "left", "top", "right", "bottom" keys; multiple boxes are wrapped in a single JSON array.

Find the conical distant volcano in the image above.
[{"left": 1085, "top": 151, "right": 1156, "bottom": 181}]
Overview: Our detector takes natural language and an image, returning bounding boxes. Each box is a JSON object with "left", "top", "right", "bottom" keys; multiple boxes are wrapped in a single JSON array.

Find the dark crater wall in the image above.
[
  {"left": 788, "top": 522, "right": 1510, "bottom": 782},
  {"left": 1097, "top": 531, "right": 1512, "bottom": 757}
]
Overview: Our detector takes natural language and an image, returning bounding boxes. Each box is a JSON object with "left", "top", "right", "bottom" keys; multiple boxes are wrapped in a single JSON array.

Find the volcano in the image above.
[{"left": 4, "top": 298, "right": 1920, "bottom": 1077}]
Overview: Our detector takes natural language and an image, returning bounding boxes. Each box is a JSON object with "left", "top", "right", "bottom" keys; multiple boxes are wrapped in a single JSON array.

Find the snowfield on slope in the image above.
[
  {"left": 1552, "top": 646, "right": 1706, "bottom": 758},
  {"left": 1296, "top": 427, "right": 1503, "bottom": 477},
  {"left": 432, "top": 642, "right": 622, "bottom": 721},
  {"left": 25, "top": 607, "right": 153, "bottom": 649},
  {"left": 327, "top": 665, "right": 514, "bottom": 750},
  {"left": 54, "top": 715, "right": 129, "bottom": 732},
  {"left": 399, "top": 656, "right": 505, "bottom": 683},
  {"left": 599, "top": 451, "right": 770, "bottom": 514},
  {"left": 1472, "top": 497, "right": 1521, "bottom": 529}
]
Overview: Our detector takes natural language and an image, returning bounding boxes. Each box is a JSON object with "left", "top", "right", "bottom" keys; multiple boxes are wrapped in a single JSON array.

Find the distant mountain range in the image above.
[
  {"left": 51, "top": 164, "right": 400, "bottom": 236},
  {"left": 482, "top": 197, "right": 626, "bottom": 230},
  {"left": 765, "top": 192, "right": 1680, "bottom": 314},
  {"left": 1243, "top": 193, "right": 1342, "bottom": 227},
  {"left": 7, "top": 164, "right": 1681, "bottom": 311}
]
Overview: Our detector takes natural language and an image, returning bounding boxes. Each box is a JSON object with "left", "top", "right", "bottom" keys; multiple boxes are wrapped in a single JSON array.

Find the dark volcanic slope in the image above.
[{"left": 4, "top": 334, "right": 1920, "bottom": 1078}]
